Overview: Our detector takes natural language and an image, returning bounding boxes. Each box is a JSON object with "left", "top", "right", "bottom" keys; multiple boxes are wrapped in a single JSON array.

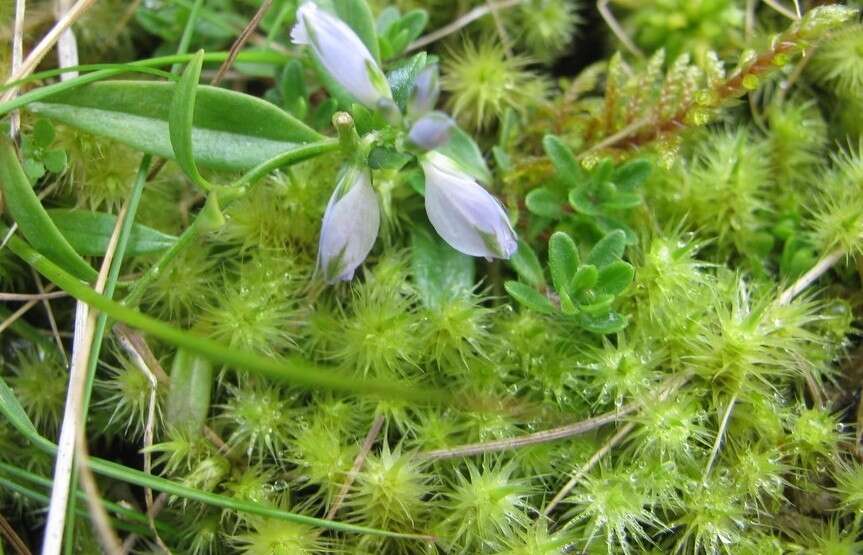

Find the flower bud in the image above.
[
  {"left": 407, "top": 112, "right": 454, "bottom": 152},
  {"left": 292, "top": 2, "right": 392, "bottom": 109},
  {"left": 421, "top": 152, "right": 517, "bottom": 260},
  {"left": 408, "top": 64, "right": 440, "bottom": 118},
  {"left": 318, "top": 167, "right": 380, "bottom": 283}
]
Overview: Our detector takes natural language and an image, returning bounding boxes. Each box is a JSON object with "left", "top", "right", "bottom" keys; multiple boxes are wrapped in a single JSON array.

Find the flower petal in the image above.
[
  {"left": 408, "top": 112, "right": 454, "bottom": 152},
  {"left": 292, "top": 2, "right": 392, "bottom": 109},
  {"left": 422, "top": 153, "right": 517, "bottom": 259},
  {"left": 318, "top": 167, "right": 380, "bottom": 283},
  {"left": 408, "top": 64, "right": 440, "bottom": 118}
]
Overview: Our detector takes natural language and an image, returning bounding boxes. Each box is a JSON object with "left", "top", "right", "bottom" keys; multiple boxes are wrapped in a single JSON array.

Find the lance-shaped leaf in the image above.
[
  {"left": 0, "top": 139, "right": 96, "bottom": 281},
  {"left": 166, "top": 349, "right": 213, "bottom": 433},
  {"left": 548, "top": 231, "right": 580, "bottom": 294},
  {"left": 46, "top": 209, "right": 176, "bottom": 257},
  {"left": 505, "top": 281, "right": 555, "bottom": 315},
  {"left": 169, "top": 50, "right": 211, "bottom": 190},
  {"left": 28, "top": 81, "right": 323, "bottom": 172}
]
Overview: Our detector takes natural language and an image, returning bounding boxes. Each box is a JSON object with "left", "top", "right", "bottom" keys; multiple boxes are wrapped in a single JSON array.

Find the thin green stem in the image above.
[
  {"left": 120, "top": 213, "right": 205, "bottom": 307},
  {"left": 0, "top": 51, "right": 287, "bottom": 117},
  {"left": 0, "top": 475, "right": 173, "bottom": 539},
  {"left": 171, "top": 0, "right": 206, "bottom": 74},
  {"left": 266, "top": 0, "right": 294, "bottom": 43},
  {"left": 1, "top": 50, "right": 286, "bottom": 93},
  {"left": 123, "top": 140, "right": 340, "bottom": 307},
  {"left": 0, "top": 305, "right": 58, "bottom": 353},
  {"left": 0, "top": 394, "right": 435, "bottom": 542},
  {"left": 61, "top": 156, "right": 153, "bottom": 552},
  {"left": 2, "top": 229, "right": 447, "bottom": 404},
  {"left": 233, "top": 139, "right": 340, "bottom": 189},
  {"left": 0, "top": 463, "right": 177, "bottom": 536}
]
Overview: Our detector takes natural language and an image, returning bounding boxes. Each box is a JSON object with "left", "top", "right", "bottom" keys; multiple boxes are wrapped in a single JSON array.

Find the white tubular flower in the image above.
[
  {"left": 291, "top": 2, "right": 392, "bottom": 110},
  {"left": 421, "top": 152, "right": 517, "bottom": 260},
  {"left": 318, "top": 167, "right": 380, "bottom": 283}
]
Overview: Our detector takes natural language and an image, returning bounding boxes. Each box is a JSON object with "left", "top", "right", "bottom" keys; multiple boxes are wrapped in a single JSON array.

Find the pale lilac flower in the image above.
[
  {"left": 318, "top": 167, "right": 380, "bottom": 283},
  {"left": 407, "top": 112, "right": 454, "bottom": 151},
  {"left": 421, "top": 152, "right": 518, "bottom": 259},
  {"left": 291, "top": 2, "right": 392, "bottom": 110}
]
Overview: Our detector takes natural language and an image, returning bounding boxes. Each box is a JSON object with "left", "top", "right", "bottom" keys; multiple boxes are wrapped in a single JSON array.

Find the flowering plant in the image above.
[{"left": 0, "top": 0, "right": 862, "bottom": 553}]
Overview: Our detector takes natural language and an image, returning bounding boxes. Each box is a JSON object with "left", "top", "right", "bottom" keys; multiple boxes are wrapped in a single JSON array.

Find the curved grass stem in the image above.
[
  {"left": 777, "top": 247, "right": 845, "bottom": 306},
  {"left": 418, "top": 403, "right": 637, "bottom": 461}
]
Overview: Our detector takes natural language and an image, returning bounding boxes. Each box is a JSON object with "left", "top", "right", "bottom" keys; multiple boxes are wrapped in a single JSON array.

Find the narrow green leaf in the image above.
[
  {"left": 0, "top": 139, "right": 96, "bottom": 281},
  {"left": 586, "top": 230, "right": 627, "bottom": 268},
  {"left": 525, "top": 187, "right": 565, "bottom": 218},
  {"left": 596, "top": 260, "right": 634, "bottom": 296},
  {"left": 0, "top": 376, "right": 41, "bottom": 443},
  {"left": 280, "top": 60, "right": 308, "bottom": 118},
  {"left": 166, "top": 349, "right": 213, "bottom": 433},
  {"left": 411, "top": 227, "right": 475, "bottom": 308},
  {"left": 169, "top": 49, "right": 211, "bottom": 190},
  {"left": 548, "top": 231, "right": 580, "bottom": 294},
  {"left": 0, "top": 305, "right": 58, "bottom": 353},
  {"left": 510, "top": 240, "right": 545, "bottom": 287},
  {"left": 505, "top": 281, "right": 555, "bottom": 315},
  {"left": 28, "top": 81, "right": 323, "bottom": 172},
  {"left": 47, "top": 209, "right": 176, "bottom": 257}
]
